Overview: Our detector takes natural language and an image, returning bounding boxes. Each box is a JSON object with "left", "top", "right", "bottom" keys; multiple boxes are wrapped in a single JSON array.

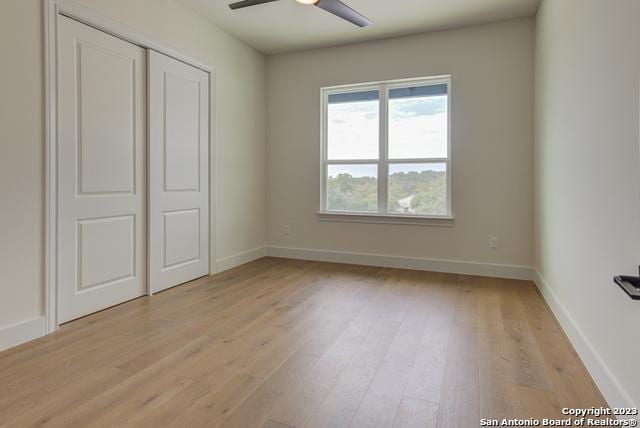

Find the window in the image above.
[{"left": 320, "top": 76, "right": 452, "bottom": 221}]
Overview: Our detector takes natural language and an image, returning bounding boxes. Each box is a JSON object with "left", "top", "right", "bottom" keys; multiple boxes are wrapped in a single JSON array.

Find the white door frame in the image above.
[{"left": 44, "top": 0, "right": 217, "bottom": 334}]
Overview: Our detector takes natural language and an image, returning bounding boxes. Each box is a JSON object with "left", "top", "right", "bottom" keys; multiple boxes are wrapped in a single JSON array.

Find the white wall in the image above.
[
  {"left": 266, "top": 18, "right": 534, "bottom": 270},
  {"left": 0, "top": 0, "right": 266, "bottom": 330},
  {"left": 0, "top": 1, "right": 45, "bottom": 329},
  {"left": 535, "top": 0, "right": 640, "bottom": 409}
]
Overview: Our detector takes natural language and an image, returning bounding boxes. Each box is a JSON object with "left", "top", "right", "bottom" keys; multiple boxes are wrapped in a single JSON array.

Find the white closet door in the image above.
[
  {"left": 58, "top": 16, "right": 147, "bottom": 323},
  {"left": 148, "top": 50, "right": 210, "bottom": 294}
]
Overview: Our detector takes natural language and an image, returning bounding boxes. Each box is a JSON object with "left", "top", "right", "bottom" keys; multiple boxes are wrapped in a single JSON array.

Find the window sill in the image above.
[{"left": 317, "top": 212, "right": 455, "bottom": 227}]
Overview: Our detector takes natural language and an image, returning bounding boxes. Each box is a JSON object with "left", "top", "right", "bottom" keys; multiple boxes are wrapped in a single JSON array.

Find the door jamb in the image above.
[{"left": 44, "top": 0, "right": 217, "bottom": 333}]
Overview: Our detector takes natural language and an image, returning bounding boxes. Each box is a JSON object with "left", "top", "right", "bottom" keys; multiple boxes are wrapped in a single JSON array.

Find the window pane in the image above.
[
  {"left": 327, "top": 90, "right": 379, "bottom": 160},
  {"left": 327, "top": 164, "right": 378, "bottom": 212},
  {"left": 388, "top": 85, "right": 448, "bottom": 159},
  {"left": 388, "top": 163, "right": 447, "bottom": 215}
]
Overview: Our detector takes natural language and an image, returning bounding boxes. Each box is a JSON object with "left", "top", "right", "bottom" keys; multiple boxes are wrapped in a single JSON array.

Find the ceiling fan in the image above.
[{"left": 228, "top": 0, "right": 372, "bottom": 28}]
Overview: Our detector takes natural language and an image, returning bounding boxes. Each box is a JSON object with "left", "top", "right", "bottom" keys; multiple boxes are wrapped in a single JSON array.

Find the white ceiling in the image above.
[{"left": 177, "top": 0, "right": 540, "bottom": 55}]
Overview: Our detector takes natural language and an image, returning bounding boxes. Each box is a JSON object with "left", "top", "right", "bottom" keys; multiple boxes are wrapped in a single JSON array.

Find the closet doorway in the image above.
[{"left": 52, "top": 10, "right": 212, "bottom": 324}]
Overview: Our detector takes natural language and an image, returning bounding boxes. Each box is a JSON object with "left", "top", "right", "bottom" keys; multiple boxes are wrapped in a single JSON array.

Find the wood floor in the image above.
[{"left": 0, "top": 257, "right": 608, "bottom": 427}]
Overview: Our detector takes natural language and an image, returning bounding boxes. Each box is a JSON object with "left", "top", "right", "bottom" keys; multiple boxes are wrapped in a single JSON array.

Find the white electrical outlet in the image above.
[
  {"left": 489, "top": 237, "right": 498, "bottom": 249},
  {"left": 284, "top": 224, "right": 291, "bottom": 235}
]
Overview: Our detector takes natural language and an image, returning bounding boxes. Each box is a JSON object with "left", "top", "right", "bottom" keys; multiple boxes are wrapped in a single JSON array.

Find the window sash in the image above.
[{"left": 321, "top": 76, "right": 452, "bottom": 218}]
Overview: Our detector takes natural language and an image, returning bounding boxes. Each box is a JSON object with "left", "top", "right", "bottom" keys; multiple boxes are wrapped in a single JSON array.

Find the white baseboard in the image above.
[
  {"left": 532, "top": 269, "right": 638, "bottom": 416},
  {"left": 266, "top": 245, "right": 533, "bottom": 280},
  {"left": 0, "top": 316, "right": 45, "bottom": 353},
  {"left": 215, "top": 246, "right": 266, "bottom": 273}
]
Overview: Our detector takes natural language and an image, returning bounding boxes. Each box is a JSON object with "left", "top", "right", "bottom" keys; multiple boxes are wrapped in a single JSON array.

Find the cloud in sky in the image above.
[{"left": 328, "top": 96, "right": 448, "bottom": 162}]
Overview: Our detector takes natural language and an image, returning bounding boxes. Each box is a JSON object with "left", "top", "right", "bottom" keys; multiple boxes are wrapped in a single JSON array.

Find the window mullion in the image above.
[
  {"left": 326, "top": 159, "right": 379, "bottom": 165},
  {"left": 387, "top": 158, "right": 449, "bottom": 164},
  {"left": 378, "top": 85, "right": 388, "bottom": 215},
  {"left": 320, "top": 88, "right": 328, "bottom": 212}
]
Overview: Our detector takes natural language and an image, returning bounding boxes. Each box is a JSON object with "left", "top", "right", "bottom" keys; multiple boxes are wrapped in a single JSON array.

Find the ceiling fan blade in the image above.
[
  {"left": 228, "top": 0, "right": 279, "bottom": 10},
  {"left": 314, "top": 0, "right": 372, "bottom": 27}
]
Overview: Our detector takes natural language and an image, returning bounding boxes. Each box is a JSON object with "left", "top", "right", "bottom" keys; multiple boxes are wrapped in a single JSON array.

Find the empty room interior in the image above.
[{"left": 1, "top": 0, "right": 639, "bottom": 426}]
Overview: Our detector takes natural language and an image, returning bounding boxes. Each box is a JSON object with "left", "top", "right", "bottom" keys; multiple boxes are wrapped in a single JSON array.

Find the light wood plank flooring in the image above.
[{"left": 0, "top": 257, "right": 608, "bottom": 427}]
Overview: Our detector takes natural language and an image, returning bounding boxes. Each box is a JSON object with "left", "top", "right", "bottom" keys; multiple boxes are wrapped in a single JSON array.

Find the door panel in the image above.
[
  {"left": 58, "top": 16, "right": 147, "bottom": 323},
  {"left": 163, "top": 209, "right": 201, "bottom": 268},
  {"left": 148, "top": 50, "right": 209, "bottom": 294},
  {"left": 77, "top": 42, "right": 137, "bottom": 194},
  {"left": 77, "top": 215, "right": 136, "bottom": 291},
  {"left": 164, "top": 72, "right": 201, "bottom": 192}
]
